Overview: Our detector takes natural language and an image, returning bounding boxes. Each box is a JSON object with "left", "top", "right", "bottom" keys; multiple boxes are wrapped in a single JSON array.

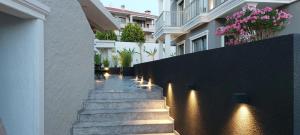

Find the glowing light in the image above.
[
  {"left": 140, "top": 77, "right": 144, "bottom": 85},
  {"left": 135, "top": 76, "right": 138, "bottom": 81},
  {"left": 185, "top": 90, "right": 200, "bottom": 131},
  {"left": 167, "top": 83, "right": 174, "bottom": 106},
  {"left": 224, "top": 104, "right": 263, "bottom": 134},
  {"left": 104, "top": 67, "right": 109, "bottom": 71},
  {"left": 103, "top": 72, "right": 110, "bottom": 79},
  {"left": 148, "top": 78, "right": 152, "bottom": 87}
]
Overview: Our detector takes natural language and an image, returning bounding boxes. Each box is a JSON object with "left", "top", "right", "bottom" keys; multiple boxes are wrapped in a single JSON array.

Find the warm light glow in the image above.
[
  {"left": 167, "top": 83, "right": 174, "bottom": 106},
  {"left": 104, "top": 67, "right": 109, "bottom": 71},
  {"left": 140, "top": 77, "right": 144, "bottom": 85},
  {"left": 135, "top": 76, "right": 138, "bottom": 81},
  {"left": 103, "top": 72, "right": 110, "bottom": 79},
  {"left": 185, "top": 90, "right": 200, "bottom": 131},
  {"left": 224, "top": 104, "right": 263, "bottom": 134},
  {"left": 148, "top": 78, "right": 152, "bottom": 87}
]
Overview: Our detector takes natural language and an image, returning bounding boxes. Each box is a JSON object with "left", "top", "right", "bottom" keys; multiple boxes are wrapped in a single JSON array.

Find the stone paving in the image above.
[{"left": 72, "top": 75, "right": 177, "bottom": 135}]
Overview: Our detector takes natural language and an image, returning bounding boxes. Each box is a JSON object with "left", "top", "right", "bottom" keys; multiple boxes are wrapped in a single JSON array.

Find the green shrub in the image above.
[
  {"left": 94, "top": 53, "right": 101, "bottom": 65},
  {"left": 118, "top": 49, "right": 135, "bottom": 68},
  {"left": 96, "top": 30, "right": 117, "bottom": 41},
  {"left": 102, "top": 58, "right": 110, "bottom": 67}
]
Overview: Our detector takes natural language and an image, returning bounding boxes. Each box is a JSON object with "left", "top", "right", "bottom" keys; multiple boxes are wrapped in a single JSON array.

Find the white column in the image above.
[
  {"left": 158, "top": 0, "right": 163, "bottom": 14},
  {"left": 130, "top": 15, "right": 133, "bottom": 23},
  {"left": 107, "top": 49, "right": 112, "bottom": 67},
  {"left": 158, "top": 40, "right": 164, "bottom": 59},
  {"left": 163, "top": 0, "right": 171, "bottom": 11},
  {"left": 164, "top": 34, "right": 172, "bottom": 58}
]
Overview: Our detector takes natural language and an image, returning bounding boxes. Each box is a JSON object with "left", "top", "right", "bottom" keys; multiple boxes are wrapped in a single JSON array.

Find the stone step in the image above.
[
  {"left": 84, "top": 99, "right": 166, "bottom": 110},
  {"left": 72, "top": 119, "right": 174, "bottom": 135},
  {"left": 126, "top": 133, "right": 177, "bottom": 135},
  {"left": 79, "top": 109, "right": 170, "bottom": 122},
  {"left": 88, "top": 91, "right": 162, "bottom": 100}
]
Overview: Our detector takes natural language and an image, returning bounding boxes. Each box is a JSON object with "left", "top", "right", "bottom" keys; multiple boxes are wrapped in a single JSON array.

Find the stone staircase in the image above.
[{"left": 72, "top": 77, "right": 178, "bottom": 135}]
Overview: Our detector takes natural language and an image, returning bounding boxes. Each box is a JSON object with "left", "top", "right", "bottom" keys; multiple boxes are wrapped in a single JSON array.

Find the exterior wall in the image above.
[
  {"left": 279, "top": 1, "right": 300, "bottom": 36},
  {"left": 294, "top": 34, "right": 300, "bottom": 135},
  {"left": 175, "top": 19, "right": 223, "bottom": 54},
  {"left": 38, "top": 0, "right": 95, "bottom": 135},
  {"left": 135, "top": 34, "right": 296, "bottom": 135},
  {"left": 96, "top": 41, "right": 175, "bottom": 66},
  {"left": 0, "top": 12, "right": 43, "bottom": 135}
]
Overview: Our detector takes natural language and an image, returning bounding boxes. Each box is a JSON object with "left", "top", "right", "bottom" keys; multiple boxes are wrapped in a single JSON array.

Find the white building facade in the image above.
[
  {"left": 95, "top": 6, "right": 176, "bottom": 66},
  {"left": 155, "top": 0, "right": 299, "bottom": 56}
]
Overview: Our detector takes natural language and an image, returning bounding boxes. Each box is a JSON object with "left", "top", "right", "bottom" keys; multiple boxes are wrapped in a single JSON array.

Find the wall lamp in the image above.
[
  {"left": 232, "top": 93, "right": 250, "bottom": 104},
  {"left": 186, "top": 83, "right": 197, "bottom": 91}
]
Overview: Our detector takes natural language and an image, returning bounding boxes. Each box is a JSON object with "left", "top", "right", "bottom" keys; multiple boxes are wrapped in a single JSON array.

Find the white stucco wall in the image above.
[
  {"left": 37, "top": 0, "right": 95, "bottom": 135},
  {"left": 0, "top": 12, "right": 43, "bottom": 135},
  {"left": 96, "top": 41, "right": 176, "bottom": 66}
]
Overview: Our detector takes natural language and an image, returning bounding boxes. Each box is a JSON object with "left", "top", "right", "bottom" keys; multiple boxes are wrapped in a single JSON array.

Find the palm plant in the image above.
[
  {"left": 144, "top": 48, "right": 157, "bottom": 61},
  {"left": 117, "top": 48, "right": 135, "bottom": 68}
]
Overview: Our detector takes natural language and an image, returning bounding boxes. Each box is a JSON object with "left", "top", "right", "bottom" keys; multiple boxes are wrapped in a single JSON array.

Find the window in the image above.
[
  {"left": 192, "top": 35, "right": 207, "bottom": 52},
  {"left": 177, "top": 44, "right": 185, "bottom": 55},
  {"left": 190, "top": 30, "right": 209, "bottom": 53}
]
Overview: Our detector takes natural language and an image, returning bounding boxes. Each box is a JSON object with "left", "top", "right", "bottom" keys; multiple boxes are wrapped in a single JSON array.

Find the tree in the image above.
[
  {"left": 144, "top": 48, "right": 157, "bottom": 61},
  {"left": 121, "top": 23, "right": 145, "bottom": 63}
]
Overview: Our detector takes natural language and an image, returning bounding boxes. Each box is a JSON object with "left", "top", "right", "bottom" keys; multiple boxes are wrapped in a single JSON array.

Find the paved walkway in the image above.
[{"left": 72, "top": 75, "right": 177, "bottom": 135}]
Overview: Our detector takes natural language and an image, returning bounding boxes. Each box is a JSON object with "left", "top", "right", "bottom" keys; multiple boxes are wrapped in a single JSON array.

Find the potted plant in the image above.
[
  {"left": 118, "top": 48, "right": 135, "bottom": 76},
  {"left": 144, "top": 48, "right": 157, "bottom": 61},
  {"left": 102, "top": 58, "right": 110, "bottom": 69},
  {"left": 94, "top": 53, "right": 102, "bottom": 79}
]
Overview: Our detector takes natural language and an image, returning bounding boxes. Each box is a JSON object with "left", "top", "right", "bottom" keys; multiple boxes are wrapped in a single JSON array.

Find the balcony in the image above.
[
  {"left": 154, "top": 11, "right": 184, "bottom": 39},
  {"left": 154, "top": 0, "right": 295, "bottom": 40}
]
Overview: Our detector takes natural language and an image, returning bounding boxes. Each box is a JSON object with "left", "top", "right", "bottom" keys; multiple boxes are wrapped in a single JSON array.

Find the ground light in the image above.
[
  {"left": 104, "top": 67, "right": 109, "bottom": 71},
  {"left": 147, "top": 78, "right": 152, "bottom": 87},
  {"left": 103, "top": 72, "right": 110, "bottom": 79}
]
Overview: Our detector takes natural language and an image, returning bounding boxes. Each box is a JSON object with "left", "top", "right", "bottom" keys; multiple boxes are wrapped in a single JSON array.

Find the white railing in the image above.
[
  {"left": 183, "top": 0, "right": 207, "bottom": 24},
  {"left": 155, "top": 0, "right": 207, "bottom": 31},
  {"left": 155, "top": 11, "right": 184, "bottom": 31}
]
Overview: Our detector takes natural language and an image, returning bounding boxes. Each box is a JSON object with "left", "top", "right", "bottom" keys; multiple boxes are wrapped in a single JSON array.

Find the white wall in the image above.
[
  {"left": 38, "top": 0, "right": 95, "bottom": 135},
  {"left": 96, "top": 41, "right": 176, "bottom": 67},
  {"left": 0, "top": 12, "right": 43, "bottom": 135}
]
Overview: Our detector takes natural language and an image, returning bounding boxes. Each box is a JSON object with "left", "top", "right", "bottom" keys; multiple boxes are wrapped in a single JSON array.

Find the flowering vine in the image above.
[{"left": 216, "top": 5, "right": 292, "bottom": 46}]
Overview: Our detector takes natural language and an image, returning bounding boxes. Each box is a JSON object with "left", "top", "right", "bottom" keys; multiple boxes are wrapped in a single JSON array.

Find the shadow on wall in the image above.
[{"left": 0, "top": 119, "right": 6, "bottom": 135}]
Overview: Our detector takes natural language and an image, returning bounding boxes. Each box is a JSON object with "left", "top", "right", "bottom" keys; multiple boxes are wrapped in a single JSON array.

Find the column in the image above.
[
  {"left": 164, "top": 34, "right": 172, "bottom": 58},
  {"left": 158, "top": 40, "right": 164, "bottom": 59},
  {"left": 129, "top": 15, "right": 133, "bottom": 23}
]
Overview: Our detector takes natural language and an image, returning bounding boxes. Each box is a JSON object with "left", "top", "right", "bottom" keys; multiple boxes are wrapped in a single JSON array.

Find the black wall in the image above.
[{"left": 135, "top": 34, "right": 300, "bottom": 135}]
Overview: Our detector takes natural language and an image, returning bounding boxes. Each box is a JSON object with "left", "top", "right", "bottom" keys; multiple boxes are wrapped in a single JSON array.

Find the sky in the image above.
[{"left": 100, "top": 0, "right": 159, "bottom": 16}]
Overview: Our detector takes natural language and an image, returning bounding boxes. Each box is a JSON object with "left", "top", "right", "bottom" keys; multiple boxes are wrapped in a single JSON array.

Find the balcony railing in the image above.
[
  {"left": 156, "top": 11, "right": 184, "bottom": 30},
  {"left": 155, "top": 0, "right": 207, "bottom": 31},
  {"left": 183, "top": 0, "right": 207, "bottom": 23}
]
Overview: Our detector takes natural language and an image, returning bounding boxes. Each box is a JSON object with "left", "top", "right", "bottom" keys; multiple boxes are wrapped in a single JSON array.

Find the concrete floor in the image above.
[{"left": 95, "top": 75, "right": 163, "bottom": 93}]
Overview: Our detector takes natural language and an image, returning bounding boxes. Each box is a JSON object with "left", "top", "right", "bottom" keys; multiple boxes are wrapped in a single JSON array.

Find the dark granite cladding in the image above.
[
  {"left": 134, "top": 34, "right": 300, "bottom": 135},
  {"left": 294, "top": 34, "right": 300, "bottom": 135}
]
